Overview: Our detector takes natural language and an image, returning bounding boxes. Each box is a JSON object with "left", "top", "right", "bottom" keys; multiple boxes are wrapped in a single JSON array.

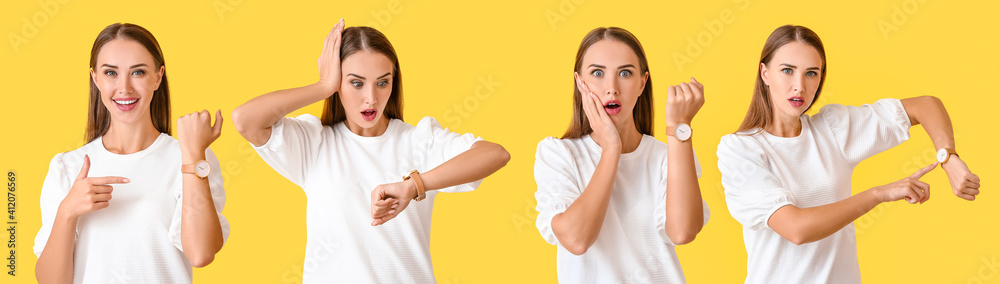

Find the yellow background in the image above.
[{"left": 2, "top": 0, "right": 998, "bottom": 283}]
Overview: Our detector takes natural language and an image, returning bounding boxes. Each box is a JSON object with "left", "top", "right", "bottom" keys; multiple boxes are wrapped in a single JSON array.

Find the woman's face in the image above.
[
  {"left": 761, "top": 41, "right": 823, "bottom": 120},
  {"left": 579, "top": 39, "right": 648, "bottom": 126},
  {"left": 90, "top": 38, "right": 163, "bottom": 126},
  {"left": 339, "top": 50, "right": 394, "bottom": 134}
]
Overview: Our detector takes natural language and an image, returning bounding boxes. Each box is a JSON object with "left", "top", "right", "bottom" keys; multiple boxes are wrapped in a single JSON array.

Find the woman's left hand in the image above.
[
  {"left": 940, "top": 156, "right": 981, "bottom": 200},
  {"left": 665, "top": 77, "right": 705, "bottom": 126},
  {"left": 177, "top": 110, "right": 223, "bottom": 157},
  {"left": 370, "top": 180, "right": 417, "bottom": 226}
]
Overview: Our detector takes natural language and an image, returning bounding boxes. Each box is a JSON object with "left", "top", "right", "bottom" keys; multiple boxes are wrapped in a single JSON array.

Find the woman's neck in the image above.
[
  {"left": 345, "top": 116, "right": 390, "bottom": 137},
  {"left": 615, "top": 120, "right": 643, "bottom": 154},
  {"left": 765, "top": 113, "right": 803, "bottom": 138},
  {"left": 102, "top": 119, "right": 161, "bottom": 155}
]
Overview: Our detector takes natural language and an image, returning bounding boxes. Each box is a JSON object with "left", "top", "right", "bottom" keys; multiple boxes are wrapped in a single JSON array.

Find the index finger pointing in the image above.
[
  {"left": 89, "top": 176, "right": 130, "bottom": 185},
  {"left": 911, "top": 162, "right": 938, "bottom": 178}
]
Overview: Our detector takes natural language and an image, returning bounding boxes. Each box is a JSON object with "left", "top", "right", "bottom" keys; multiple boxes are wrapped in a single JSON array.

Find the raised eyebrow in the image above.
[
  {"left": 347, "top": 73, "right": 366, "bottom": 80},
  {"left": 617, "top": 64, "right": 636, "bottom": 70},
  {"left": 376, "top": 72, "right": 392, "bottom": 80},
  {"left": 588, "top": 64, "right": 606, "bottom": 69},
  {"left": 778, "top": 63, "right": 821, "bottom": 71}
]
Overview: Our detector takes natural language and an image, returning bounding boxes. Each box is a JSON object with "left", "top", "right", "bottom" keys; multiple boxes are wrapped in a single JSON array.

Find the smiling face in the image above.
[
  {"left": 579, "top": 39, "right": 649, "bottom": 125},
  {"left": 760, "top": 41, "right": 824, "bottom": 120},
  {"left": 339, "top": 50, "right": 394, "bottom": 135},
  {"left": 90, "top": 38, "right": 163, "bottom": 127}
]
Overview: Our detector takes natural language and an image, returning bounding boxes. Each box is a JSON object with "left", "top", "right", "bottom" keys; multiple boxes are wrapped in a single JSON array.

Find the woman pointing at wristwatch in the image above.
[
  {"left": 34, "top": 23, "right": 229, "bottom": 283},
  {"left": 718, "top": 25, "right": 981, "bottom": 283},
  {"left": 232, "top": 19, "right": 510, "bottom": 283}
]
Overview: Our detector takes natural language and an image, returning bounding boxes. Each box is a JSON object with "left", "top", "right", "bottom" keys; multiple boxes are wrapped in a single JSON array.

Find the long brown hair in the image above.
[
  {"left": 561, "top": 27, "right": 653, "bottom": 139},
  {"left": 86, "top": 23, "right": 171, "bottom": 143},
  {"left": 736, "top": 25, "right": 827, "bottom": 134},
  {"left": 321, "top": 26, "right": 403, "bottom": 126}
]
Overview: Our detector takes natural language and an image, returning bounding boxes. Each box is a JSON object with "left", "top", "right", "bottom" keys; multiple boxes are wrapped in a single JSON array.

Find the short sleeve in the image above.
[
  {"left": 252, "top": 114, "right": 327, "bottom": 187},
  {"left": 169, "top": 148, "right": 230, "bottom": 252},
  {"left": 411, "top": 116, "right": 484, "bottom": 193},
  {"left": 34, "top": 153, "right": 77, "bottom": 257},
  {"left": 817, "top": 98, "right": 912, "bottom": 165},
  {"left": 717, "top": 135, "right": 796, "bottom": 231},
  {"left": 533, "top": 137, "right": 582, "bottom": 245},
  {"left": 655, "top": 150, "right": 710, "bottom": 245}
]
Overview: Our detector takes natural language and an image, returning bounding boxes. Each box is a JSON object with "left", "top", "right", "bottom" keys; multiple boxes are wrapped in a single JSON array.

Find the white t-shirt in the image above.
[
  {"left": 34, "top": 133, "right": 230, "bottom": 284},
  {"left": 534, "top": 134, "right": 709, "bottom": 283},
  {"left": 717, "top": 99, "right": 911, "bottom": 284},
  {"left": 253, "top": 114, "right": 483, "bottom": 284}
]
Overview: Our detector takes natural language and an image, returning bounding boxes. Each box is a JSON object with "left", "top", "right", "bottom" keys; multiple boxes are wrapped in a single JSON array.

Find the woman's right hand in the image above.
[
  {"left": 317, "top": 18, "right": 345, "bottom": 94},
  {"left": 57, "top": 155, "right": 129, "bottom": 220},
  {"left": 575, "top": 72, "right": 621, "bottom": 153},
  {"left": 877, "top": 162, "right": 936, "bottom": 204}
]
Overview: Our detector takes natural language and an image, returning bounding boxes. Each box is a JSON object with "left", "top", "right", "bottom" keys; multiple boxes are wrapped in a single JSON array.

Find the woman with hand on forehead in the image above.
[
  {"left": 34, "top": 23, "right": 229, "bottom": 284},
  {"left": 718, "top": 25, "right": 981, "bottom": 283},
  {"left": 232, "top": 19, "right": 510, "bottom": 283},
  {"left": 533, "top": 27, "right": 709, "bottom": 283}
]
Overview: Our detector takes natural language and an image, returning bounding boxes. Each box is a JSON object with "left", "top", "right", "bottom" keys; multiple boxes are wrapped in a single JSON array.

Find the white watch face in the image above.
[
  {"left": 194, "top": 160, "right": 211, "bottom": 178},
  {"left": 675, "top": 123, "right": 692, "bottom": 141},
  {"left": 936, "top": 148, "right": 949, "bottom": 163}
]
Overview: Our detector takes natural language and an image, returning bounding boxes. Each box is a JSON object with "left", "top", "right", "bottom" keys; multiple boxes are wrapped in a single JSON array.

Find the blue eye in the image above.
[
  {"left": 351, "top": 81, "right": 363, "bottom": 88},
  {"left": 591, "top": 70, "right": 604, "bottom": 77},
  {"left": 619, "top": 70, "right": 631, "bottom": 77},
  {"left": 806, "top": 71, "right": 818, "bottom": 77},
  {"left": 377, "top": 80, "right": 388, "bottom": 87},
  {"left": 782, "top": 68, "right": 792, "bottom": 74},
  {"left": 131, "top": 70, "right": 145, "bottom": 76},
  {"left": 104, "top": 70, "right": 117, "bottom": 76}
]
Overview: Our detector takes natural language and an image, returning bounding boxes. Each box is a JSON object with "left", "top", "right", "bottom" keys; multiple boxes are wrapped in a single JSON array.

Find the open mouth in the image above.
[
  {"left": 604, "top": 100, "right": 622, "bottom": 115},
  {"left": 361, "top": 109, "right": 378, "bottom": 121},
  {"left": 788, "top": 97, "right": 804, "bottom": 108},
  {"left": 113, "top": 97, "right": 139, "bottom": 111}
]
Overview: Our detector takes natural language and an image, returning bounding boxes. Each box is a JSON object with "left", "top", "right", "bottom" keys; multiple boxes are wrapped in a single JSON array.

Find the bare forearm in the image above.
[
  {"left": 550, "top": 150, "right": 619, "bottom": 255},
  {"left": 35, "top": 213, "right": 78, "bottom": 284},
  {"left": 180, "top": 152, "right": 223, "bottom": 268},
  {"left": 232, "top": 82, "right": 335, "bottom": 146},
  {"left": 664, "top": 137, "right": 703, "bottom": 245},
  {"left": 902, "top": 96, "right": 955, "bottom": 149},
  {"left": 420, "top": 141, "right": 510, "bottom": 191},
  {"left": 768, "top": 189, "right": 882, "bottom": 245}
]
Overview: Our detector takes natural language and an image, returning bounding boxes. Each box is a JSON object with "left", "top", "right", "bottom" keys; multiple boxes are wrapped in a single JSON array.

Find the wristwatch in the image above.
[
  {"left": 666, "top": 123, "right": 692, "bottom": 142},
  {"left": 403, "top": 170, "right": 427, "bottom": 201},
  {"left": 936, "top": 148, "right": 959, "bottom": 164},
  {"left": 182, "top": 160, "right": 211, "bottom": 179}
]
